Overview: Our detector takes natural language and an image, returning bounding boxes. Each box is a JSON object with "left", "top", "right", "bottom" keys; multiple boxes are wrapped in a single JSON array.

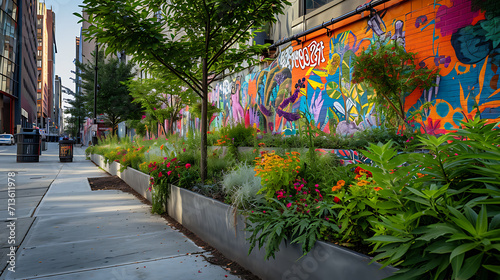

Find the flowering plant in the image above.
[
  {"left": 351, "top": 39, "right": 439, "bottom": 128},
  {"left": 329, "top": 165, "right": 403, "bottom": 244},
  {"left": 143, "top": 157, "right": 192, "bottom": 214},
  {"left": 254, "top": 152, "right": 302, "bottom": 199},
  {"left": 246, "top": 177, "right": 339, "bottom": 259}
]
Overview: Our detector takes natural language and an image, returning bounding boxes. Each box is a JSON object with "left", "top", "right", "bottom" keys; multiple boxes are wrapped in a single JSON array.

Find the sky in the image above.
[{"left": 43, "top": 0, "right": 84, "bottom": 107}]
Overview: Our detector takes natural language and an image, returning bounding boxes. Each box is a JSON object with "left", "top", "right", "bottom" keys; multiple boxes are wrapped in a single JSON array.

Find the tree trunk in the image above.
[{"left": 200, "top": 58, "right": 208, "bottom": 183}]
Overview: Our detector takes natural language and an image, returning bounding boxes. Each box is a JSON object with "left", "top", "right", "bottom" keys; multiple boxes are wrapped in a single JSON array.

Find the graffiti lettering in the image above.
[{"left": 291, "top": 41, "right": 326, "bottom": 70}]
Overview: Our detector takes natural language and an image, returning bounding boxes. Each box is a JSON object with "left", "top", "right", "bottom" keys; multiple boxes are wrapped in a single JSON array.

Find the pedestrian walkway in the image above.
[{"left": 0, "top": 143, "right": 238, "bottom": 279}]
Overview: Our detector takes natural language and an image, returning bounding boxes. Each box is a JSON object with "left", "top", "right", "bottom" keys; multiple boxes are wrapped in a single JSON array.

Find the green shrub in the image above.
[
  {"left": 362, "top": 117, "right": 500, "bottom": 280},
  {"left": 222, "top": 164, "right": 262, "bottom": 210}
]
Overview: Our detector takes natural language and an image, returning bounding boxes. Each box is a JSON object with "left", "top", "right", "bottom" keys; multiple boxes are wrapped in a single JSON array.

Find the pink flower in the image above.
[
  {"left": 315, "top": 184, "right": 319, "bottom": 187},
  {"left": 166, "top": 163, "right": 171, "bottom": 168},
  {"left": 148, "top": 186, "right": 152, "bottom": 191},
  {"left": 158, "top": 172, "right": 163, "bottom": 178},
  {"left": 141, "top": 115, "right": 146, "bottom": 119},
  {"left": 167, "top": 171, "right": 172, "bottom": 176},
  {"left": 183, "top": 148, "right": 186, "bottom": 152},
  {"left": 286, "top": 203, "right": 292, "bottom": 208},
  {"left": 185, "top": 163, "right": 191, "bottom": 169},
  {"left": 263, "top": 211, "right": 266, "bottom": 213},
  {"left": 325, "top": 217, "right": 329, "bottom": 221}
]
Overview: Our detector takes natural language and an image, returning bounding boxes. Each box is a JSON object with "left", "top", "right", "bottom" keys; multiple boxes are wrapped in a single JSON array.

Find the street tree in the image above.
[
  {"left": 127, "top": 69, "right": 196, "bottom": 135},
  {"left": 63, "top": 86, "right": 88, "bottom": 140},
  {"left": 76, "top": 50, "right": 141, "bottom": 135},
  {"left": 78, "top": 0, "right": 290, "bottom": 181}
]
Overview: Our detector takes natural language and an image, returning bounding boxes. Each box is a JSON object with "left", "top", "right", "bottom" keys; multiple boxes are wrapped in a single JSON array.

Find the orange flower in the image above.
[
  {"left": 331, "top": 185, "right": 341, "bottom": 192},
  {"left": 373, "top": 187, "right": 383, "bottom": 191},
  {"left": 357, "top": 180, "right": 369, "bottom": 186},
  {"left": 336, "top": 180, "right": 345, "bottom": 187}
]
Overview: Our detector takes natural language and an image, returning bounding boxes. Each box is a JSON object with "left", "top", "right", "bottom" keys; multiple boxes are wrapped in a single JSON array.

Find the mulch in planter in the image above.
[{"left": 88, "top": 176, "right": 261, "bottom": 280}]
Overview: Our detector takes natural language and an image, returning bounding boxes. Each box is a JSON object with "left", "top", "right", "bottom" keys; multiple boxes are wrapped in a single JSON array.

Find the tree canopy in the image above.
[
  {"left": 78, "top": 0, "right": 290, "bottom": 181},
  {"left": 127, "top": 69, "right": 197, "bottom": 135},
  {"left": 76, "top": 50, "right": 141, "bottom": 135},
  {"left": 63, "top": 86, "right": 87, "bottom": 139}
]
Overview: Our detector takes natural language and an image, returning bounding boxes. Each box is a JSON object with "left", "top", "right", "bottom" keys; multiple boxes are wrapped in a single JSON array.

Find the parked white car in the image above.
[{"left": 0, "top": 134, "right": 15, "bottom": 145}]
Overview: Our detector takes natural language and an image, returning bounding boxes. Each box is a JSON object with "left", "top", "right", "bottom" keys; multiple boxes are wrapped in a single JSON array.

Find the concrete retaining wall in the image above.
[
  {"left": 90, "top": 154, "right": 151, "bottom": 202},
  {"left": 91, "top": 154, "right": 396, "bottom": 280}
]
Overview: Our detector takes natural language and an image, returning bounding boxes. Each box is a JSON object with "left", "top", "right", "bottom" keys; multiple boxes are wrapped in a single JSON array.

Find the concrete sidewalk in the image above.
[{"left": 0, "top": 143, "right": 238, "bottom": 279}]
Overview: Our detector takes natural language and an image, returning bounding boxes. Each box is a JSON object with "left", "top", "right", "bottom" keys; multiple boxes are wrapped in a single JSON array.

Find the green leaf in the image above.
[
  {"left": 476, "top": 205, "right": 488, "bottom": 235},
  {"left": 448, "top": 206, "right": 478, "bottom": 236},
  {"left": 482, "top": 265, "right": 500, "bottom": 274},
  {"left": 451, "top": 252, "right": 465, "bottom": 280},
  {"left": 366, "top": 235, "right": 411, "bottom": 243},
  {"left": 416, "top": 224, "right": 460, "bottom": 241},
  {"left": 450, "top": 243, "right": 478, "bottom": 261},
  {"left": 457, "top": 253, "right": 483, "bottom": 280}
]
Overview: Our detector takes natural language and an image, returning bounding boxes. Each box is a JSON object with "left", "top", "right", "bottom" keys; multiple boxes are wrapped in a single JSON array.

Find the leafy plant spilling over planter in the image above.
[
  {"left": 87, "top": 116, "right": 499, "bottom": 280},
  {"left": 245, "top": 117, "right": 500, "bottom": 280}
]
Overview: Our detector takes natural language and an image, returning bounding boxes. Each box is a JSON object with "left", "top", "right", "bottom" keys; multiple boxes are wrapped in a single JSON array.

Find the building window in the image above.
[{"left": 303, "top": 0, "right": 336, "bottom": 15}]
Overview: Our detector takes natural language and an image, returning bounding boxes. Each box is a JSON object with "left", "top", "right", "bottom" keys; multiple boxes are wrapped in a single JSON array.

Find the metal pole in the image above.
[
  {"left": 92, "top": 42, "right": 98, "bottom": 145},
  {"left": 269, "top": 0, "right": 396, "bottom": 49}
]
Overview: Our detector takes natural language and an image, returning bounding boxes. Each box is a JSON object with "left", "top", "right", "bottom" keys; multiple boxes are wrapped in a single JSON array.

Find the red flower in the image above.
[
  {"left": 185, "top": 163, "right": 191, "bottom": 169},
  {"left": 171, "top": 157, "right": 177, "bottom": 162},
  {"left": 354, "top": 166, "right": 363, "bottom": 174},
  {"left": 334, "top": 196, "right": 341, "bottom": 204},
  {"left": 167, "top": 171, "right": 172, "bottom": 176},
  {"left": 158, "top": 172, "right": 163, "bottom": 178}
]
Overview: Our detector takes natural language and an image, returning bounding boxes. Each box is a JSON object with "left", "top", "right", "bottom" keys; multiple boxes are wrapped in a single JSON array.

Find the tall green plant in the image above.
[
  {"left": 352, "top": 40, "right": 439, "bottom": 127},
  {"left": 364, "top": 118, "right": 500, "bottom": 280}
]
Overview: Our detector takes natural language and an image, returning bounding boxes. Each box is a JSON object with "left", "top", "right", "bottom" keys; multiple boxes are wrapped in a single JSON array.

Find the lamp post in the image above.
[{"left": 92, "top": 42, "right": 99, "bottom": 146}]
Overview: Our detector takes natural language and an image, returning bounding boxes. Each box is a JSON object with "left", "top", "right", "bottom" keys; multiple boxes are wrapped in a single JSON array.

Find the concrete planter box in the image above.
[
  {"left": 91, "top": 154, "right": 396, "bottom": 280},
  {"left": 91, "top": 154, "right": 151, "bottom": 201},
  {"left": 90, "top": 154, "right": 122, "bottom": 177},
  {"left": 167, "top": 185, "right": 396, "bottom": 280}
]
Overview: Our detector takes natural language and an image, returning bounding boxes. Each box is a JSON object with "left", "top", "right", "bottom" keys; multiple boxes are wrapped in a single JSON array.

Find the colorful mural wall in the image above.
[{"left": 186, "top": 0, "right": 500, "bottom": 136}]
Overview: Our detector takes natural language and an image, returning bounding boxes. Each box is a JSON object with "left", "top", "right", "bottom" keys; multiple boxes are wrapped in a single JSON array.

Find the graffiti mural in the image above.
[{"left": 183, "top": 0, "right": 500, "bottom": 136}]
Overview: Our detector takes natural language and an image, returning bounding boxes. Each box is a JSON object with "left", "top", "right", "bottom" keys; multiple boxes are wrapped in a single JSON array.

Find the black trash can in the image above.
[
  {"left": 59, "top": 140, "right": 74, "bottom": 162},
  {"left": 16, "top": 128, "right": 41, "bottom": 162}
]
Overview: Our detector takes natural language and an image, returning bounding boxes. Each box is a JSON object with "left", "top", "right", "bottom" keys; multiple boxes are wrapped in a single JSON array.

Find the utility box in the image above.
[{"left": 16, "top": 128, "right": 40, "bottom": 162}]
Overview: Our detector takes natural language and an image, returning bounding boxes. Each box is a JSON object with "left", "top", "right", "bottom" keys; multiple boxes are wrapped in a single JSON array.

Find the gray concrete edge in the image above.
[{"left": 91, "top": 154, "right": 398, "bottom": 280}]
